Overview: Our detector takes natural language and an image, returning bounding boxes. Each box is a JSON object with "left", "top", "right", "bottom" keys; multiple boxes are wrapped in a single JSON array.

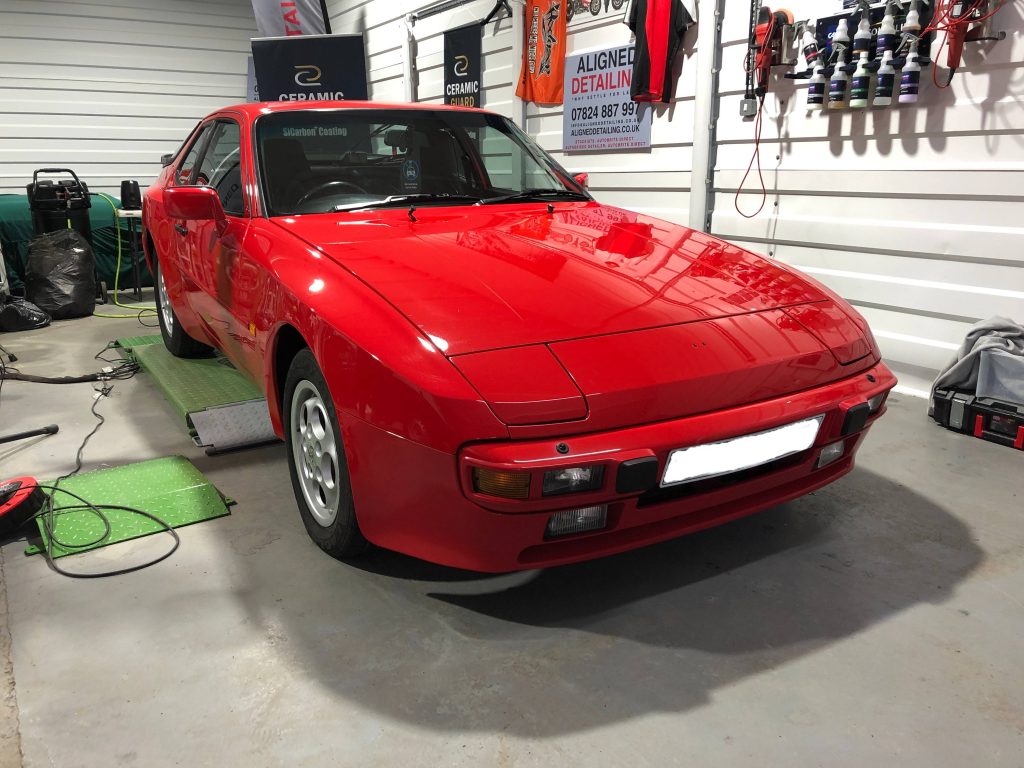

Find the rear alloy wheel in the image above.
[
  {"left": 284, "top": 349, "right": 368, "bottom": 559},
  {"left": 153, "top": 255, "right": 212, "bottom": 358}
]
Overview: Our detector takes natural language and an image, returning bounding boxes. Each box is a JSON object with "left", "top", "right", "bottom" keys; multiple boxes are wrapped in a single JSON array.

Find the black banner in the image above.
[
  {"left": 251, "top": 33, "right": 368, "bottom": 103},
  {"left": 444, "top": 24, "right": 482, "bottom": 107}
]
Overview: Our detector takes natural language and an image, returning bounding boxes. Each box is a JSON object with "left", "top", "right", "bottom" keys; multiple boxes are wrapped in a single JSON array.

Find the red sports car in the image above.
[{"left": 143, "top": 101, "right": 895, "bottom": 572}]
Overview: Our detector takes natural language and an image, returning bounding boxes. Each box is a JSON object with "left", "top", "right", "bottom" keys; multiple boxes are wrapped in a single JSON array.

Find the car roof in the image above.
[{"left": 217, "top": 101, "right": 496, "bottom": 120}]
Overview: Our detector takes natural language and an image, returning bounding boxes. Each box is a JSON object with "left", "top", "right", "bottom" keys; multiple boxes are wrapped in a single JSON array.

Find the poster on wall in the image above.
[
  {"left": 444, "top": 24, "right": 482, "bottom": 107},
  {"left": 251, "top": 34, "right": 368, "bottom": 102},
  {"left": 562, "top": 44, "right": 651, "bottom": 152}
]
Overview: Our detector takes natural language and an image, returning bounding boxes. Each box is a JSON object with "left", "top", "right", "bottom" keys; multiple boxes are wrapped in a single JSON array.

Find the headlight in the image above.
[{"left": 542, "top": 466, "right": 604, "bottom": 496}]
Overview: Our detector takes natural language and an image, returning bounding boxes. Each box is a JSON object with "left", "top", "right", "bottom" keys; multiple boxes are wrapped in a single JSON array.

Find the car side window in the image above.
[
  {"left": 175, "top": 124, "right": 213, "bottom": 186},
  {"left": 196, "top": 120, "right": 244, "bottom": 216}
]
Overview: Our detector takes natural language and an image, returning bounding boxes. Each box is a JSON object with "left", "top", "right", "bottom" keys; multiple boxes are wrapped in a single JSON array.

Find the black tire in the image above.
[
  {"left": 152, "top": 253, "right": 213, "bottom": 358},
  {"left": 590, "top": 0, "right": 602, "bottom": 15},
  {"left": 283, "top": 348, "right": 368, "bottom": 560}
]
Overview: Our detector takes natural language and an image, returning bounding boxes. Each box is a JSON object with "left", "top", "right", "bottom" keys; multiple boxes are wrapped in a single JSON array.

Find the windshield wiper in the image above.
[
  {"left": 477, "top": 188, "right": 591, "bottom": 206},
  {"left": 333, "top": 193, "right": 481, "bottom": 212}
]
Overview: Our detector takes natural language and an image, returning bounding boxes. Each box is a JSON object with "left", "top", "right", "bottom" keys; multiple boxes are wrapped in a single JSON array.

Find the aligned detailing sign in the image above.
[
  {"left": 444, "top": 24, "right": 482, "bottom": 107},
  {"left": 562, "top": 44, "right": 651, "bottom": 152},
  {"left": 251, "top": 33, "right": 368, "bottom": 102}
]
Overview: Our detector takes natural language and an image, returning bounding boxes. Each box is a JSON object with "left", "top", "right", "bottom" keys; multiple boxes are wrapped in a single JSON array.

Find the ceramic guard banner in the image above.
[
  {"left": 562, "top": 44, "right": 652, "bottom": 152},
  {"left": 251, "top": 0, "right": 330, "bottom": 37},
  {"left": 251, "top": 34, "right": 368, "bottom": 102},
  {"left": 444, "top": 24, "right": 482, "bottom": 107}
]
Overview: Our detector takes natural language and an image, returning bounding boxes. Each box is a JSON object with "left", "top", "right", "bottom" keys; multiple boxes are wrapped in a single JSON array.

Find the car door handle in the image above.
[{"left": 174, "top": 223, "right": 187, "bottom": 236}]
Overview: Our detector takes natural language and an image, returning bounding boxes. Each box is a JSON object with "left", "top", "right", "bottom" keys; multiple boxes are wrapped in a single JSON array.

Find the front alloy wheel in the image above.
[{"left": 283, "top": 349, "right": 368, "bottom": 559}]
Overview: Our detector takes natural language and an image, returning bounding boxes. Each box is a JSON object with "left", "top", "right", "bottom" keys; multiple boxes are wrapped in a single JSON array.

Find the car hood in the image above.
[{"left": 274, "top": 203, "right": 829, "bottom": 356}]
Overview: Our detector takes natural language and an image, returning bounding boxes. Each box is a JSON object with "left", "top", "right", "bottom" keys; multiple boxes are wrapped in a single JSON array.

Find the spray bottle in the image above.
[
  {"left": 807, "top": 63, "right": 827, "bottom": 109},
  {"left": 829, "top": 48, "right": 850, "bottom": 109},
  {"left": 850, "top": 51, "right": 871, "bottom": 108},
  {"left": 832, "top": 17, "right": 850, "bottom": 54},
  {"left": 902, "top": 0, "right": 922, "bottom": 38},
  {"left": 876, "top": 2, "right": 899, "bottom": 58},
  {"left": 899, "top": 41, "right": 922, "bottom": 104},
  {"left": 874, "top": 49, "right": 896, "bottom": 106},
  {"left": 853, "top": 13, "right": 872, "bottom": 55},
  {"left": 801, "top": 25, "right": 821, "bottom": 69}
]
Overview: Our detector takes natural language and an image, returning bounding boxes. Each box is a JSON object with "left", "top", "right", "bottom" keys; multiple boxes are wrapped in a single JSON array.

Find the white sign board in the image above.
[{"left": 562, "top": 44, "right": 651, "bottom": 153}]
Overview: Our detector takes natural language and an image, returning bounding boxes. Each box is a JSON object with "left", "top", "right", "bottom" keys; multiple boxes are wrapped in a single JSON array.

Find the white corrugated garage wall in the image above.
[
  {"left": 0, "top": 0, "right": 257, "bottom": 196},
  {"left": 342, "top": 0, "right": 1024, "bottom": 393},
  {"left": 325, "top": 0, "right": 519, "bottom": 117},
  {"left": 711, "top": 0, "right": 1024, "bottom": 394}
]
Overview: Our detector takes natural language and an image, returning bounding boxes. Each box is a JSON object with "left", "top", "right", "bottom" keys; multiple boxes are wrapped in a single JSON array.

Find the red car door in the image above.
[
  {"left": 187, "top": 118, "right": 262, "bottom": 380},
  {"left": 167, "top": 122, "right": 215, "bottom": 308}
]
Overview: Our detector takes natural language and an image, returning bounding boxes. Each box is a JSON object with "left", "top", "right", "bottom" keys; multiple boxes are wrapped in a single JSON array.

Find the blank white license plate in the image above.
[{"left": 661, "top": 415, "right": 825, "bottom": 487}]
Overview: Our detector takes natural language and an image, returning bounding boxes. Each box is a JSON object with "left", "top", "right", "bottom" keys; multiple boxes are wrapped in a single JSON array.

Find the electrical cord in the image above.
[
  {"left": 0, "top": 362, "right": 139, "bottom": 384},
  {"left": 0, "top": 341, "right": 139, "bottom": 385},
  {"left": 20, "top": 385, "right": 180, "bottom": 578},
  {"left": 89, "top": 191, "right": 158, "bottom": 321},
  {"left": 734, "top": 95, "right": 768, "bottom": 219}
]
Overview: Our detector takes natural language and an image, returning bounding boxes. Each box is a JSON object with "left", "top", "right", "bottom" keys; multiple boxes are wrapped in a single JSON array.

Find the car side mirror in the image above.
[
  {"left": 165, "top": 186, "right": 226, "bottom": 224},
  {"left": 574, "top": 172, "right": 589, "bottom": 189},
  {"left": 161, "top": 153, "right": 175, "bottom": 167}
]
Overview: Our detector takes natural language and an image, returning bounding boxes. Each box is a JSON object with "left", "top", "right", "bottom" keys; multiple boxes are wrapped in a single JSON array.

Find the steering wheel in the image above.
[{"left": 295, "top": 180, "right": 369, "bottom": 207}]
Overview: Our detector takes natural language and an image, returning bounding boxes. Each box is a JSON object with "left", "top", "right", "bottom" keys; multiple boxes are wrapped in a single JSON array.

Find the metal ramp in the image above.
[{"left": 116, "top": 335, "right": 278, "bottom": 453}]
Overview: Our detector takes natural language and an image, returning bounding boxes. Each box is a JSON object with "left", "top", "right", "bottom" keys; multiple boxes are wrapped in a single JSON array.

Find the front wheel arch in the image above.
[{"left": 269, "top": 323, "right": 311, "bottom": 432}]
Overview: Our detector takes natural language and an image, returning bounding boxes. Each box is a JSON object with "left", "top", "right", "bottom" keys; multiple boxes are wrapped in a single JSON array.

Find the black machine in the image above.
[
  {"left": 120, "top": 179, "right": 142, "bottom": 211},
  {"left": 26, "top": 167, "right": 92, "bottom": 243},
  {"left": 932, "top": 388, "right": 1024, "bottom": 451}
]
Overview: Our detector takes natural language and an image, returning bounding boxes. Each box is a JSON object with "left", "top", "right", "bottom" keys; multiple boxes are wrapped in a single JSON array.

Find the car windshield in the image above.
[{"left": 255, "top": 108, "right": 588, "bottom": 216}]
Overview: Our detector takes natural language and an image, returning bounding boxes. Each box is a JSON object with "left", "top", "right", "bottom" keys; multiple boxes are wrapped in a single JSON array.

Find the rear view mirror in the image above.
[
  {"left": 164, "top": 186, "right": 225, "bottom": 222},
  {"left": 161, "top": 153, "right": 174, "bottom": 167},
  {"left": 574, "top": 172, "right": 589, "bottom": 189}
]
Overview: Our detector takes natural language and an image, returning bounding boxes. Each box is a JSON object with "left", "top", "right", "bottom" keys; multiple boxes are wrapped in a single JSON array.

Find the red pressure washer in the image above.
[{"left": 0, "top": 477, "right": 46, "bottom": 537}]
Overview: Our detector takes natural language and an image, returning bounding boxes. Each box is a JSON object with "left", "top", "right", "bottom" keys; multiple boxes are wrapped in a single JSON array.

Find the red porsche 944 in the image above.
[{"left": 143, "top": 101, "right": 895, "bottom": 572}]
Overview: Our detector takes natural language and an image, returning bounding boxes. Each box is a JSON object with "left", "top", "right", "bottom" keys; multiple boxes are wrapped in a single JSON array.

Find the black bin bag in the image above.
[
  {"left": 0, "top": 297, "right": 50, "bottom": 332},
  {"left": 25, "top": 230, "right": 96, "bottom": 320}
]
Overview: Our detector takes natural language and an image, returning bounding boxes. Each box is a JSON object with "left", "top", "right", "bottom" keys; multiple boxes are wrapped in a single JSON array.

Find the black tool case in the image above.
[{"left": 931, "top": 388, "right": 1024, "bottom": 450}]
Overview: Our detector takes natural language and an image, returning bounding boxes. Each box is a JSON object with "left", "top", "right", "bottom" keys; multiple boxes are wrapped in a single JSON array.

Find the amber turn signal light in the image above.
[{"left": 472, "top": 467, "right": 531, "bottom": 499}]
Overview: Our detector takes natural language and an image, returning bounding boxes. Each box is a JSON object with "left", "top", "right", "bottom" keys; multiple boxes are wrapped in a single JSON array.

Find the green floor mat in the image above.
[
  {"left": 116, "top": 335, "right": 263, "bottom": 427},
  {"left": 115, "top": 334, "right": 164, "bottom": 353},
  {"left": 27, "top": 456, "right": 231, "bottom": 559}
]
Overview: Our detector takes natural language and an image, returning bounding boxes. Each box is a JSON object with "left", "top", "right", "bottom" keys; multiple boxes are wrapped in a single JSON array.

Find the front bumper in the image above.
[{"left": 345, "top": 361, "right": 896, "bottom": 572}]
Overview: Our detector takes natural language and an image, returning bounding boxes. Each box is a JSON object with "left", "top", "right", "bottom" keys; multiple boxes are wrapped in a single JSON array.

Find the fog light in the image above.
[
  {"left": 817, "top": 440, "right": 845, "bottom": 468},
  {"left": 545, "top": 504, "right": 608, "bottom": 538},
  {"left": 542, "top": 465, "right": 604, "bottom": 496},
  {"left": 473, "top": 468, "right": 531, "bottom": 499},
  {"left": 867, "top": 392, "right": 886, "bottom": 412}
]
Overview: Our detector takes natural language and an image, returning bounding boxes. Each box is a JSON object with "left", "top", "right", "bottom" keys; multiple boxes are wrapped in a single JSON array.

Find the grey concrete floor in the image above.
[{"left": 0, "top": 312, "right": 1022, "bottom": 767}]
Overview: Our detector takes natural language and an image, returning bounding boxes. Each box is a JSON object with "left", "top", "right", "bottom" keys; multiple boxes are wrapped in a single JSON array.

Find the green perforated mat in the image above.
[
  {"left": 115, "top": 335, "right": 263, "bottom": 429},
  {"left": 27, "top": 456, "right": 231, "bottom": 559}
]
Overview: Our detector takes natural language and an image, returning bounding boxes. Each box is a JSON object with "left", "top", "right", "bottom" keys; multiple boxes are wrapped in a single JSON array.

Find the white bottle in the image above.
[
  {"left": 807, "top": 64, "right": 826, "bottom": 109},
  {"left": 853, "top": 15, "right": 872, "bottom": 55},
  {"left": 899, "top": 47, "right": 922, "bottom": 104},
  {"left": 801, "top": 26, "right": 820, "bottom": 69},
  {"left": 829, "top": 50, "right": 850, "bottom": 109},
  {"left": 849, "top": 51, "right": 871, "bottom": 108},
  {"left": 903, "top": 0, "right": 922, "bottom": 37},
  {"left": 874, "top": 49, "right": 896, "bottom": 106},
  {"left": 876, "top": 8, "right": 897, "bottom": 58},
  {"left": 833, "top": 17, "right": 850, "bottom": 51}
]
